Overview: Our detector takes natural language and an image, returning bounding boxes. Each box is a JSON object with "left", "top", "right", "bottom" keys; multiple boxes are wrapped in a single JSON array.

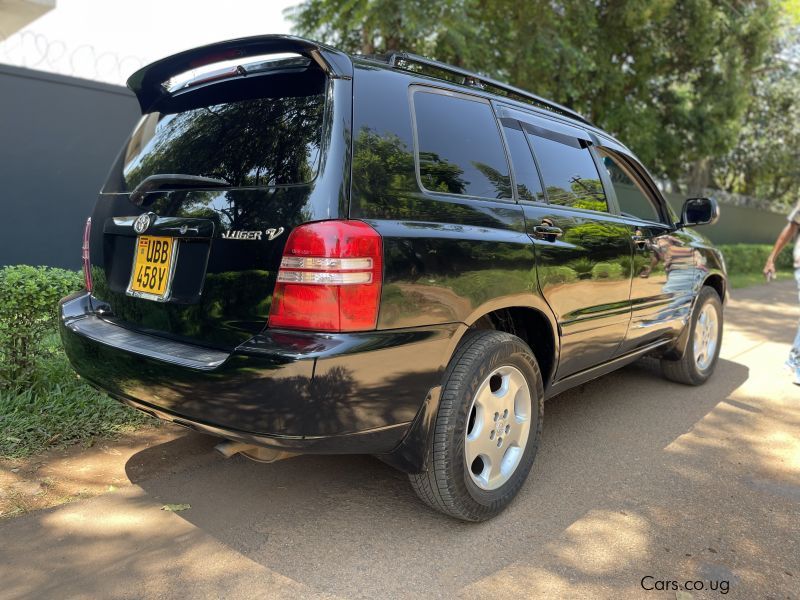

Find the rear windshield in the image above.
[{"left": 104, "top": 74, "right": 326, "bottom": 192}]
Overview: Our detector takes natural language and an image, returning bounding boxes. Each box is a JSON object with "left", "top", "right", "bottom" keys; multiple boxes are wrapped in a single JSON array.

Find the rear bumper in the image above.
[{"left": 60, "top": 292, "right": 457, "bottom": 457}]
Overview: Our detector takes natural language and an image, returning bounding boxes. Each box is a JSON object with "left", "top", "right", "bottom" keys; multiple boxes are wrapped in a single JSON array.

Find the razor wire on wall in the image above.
[{"left": 0, "top": 29, "right": 145, "bottom": 85}]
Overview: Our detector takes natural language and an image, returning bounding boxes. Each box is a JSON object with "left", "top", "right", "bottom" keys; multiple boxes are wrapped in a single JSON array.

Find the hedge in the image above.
[
  {"left": 717, "top": 244, "right": 793, "bottom": 274},
  {"left": 0, "top": 265, "right": 83, "bottom": 385}
]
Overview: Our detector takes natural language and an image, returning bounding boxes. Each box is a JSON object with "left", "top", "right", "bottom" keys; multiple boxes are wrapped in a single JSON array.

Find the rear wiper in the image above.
[{"left": 130, "top": 174, "right": 229, "bottom": 206}]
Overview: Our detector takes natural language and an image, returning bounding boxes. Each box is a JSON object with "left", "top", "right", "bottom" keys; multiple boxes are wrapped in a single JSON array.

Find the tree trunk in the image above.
[
  {"left": 743, "top": 167, "right": 756, "bottom": 197},
  {"left": 384, "top": 14, "right": 403, "bottom": 52},
  {"left": 686, "top": 158, "right": 711, "bottom": 196},
  {"left": 361, "top": 24, "right": 375, "bottom": 55}
]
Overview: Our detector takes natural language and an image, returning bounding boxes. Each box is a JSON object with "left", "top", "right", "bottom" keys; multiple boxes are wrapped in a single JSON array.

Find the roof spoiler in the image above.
[{"left": 126, "top": 35, "right": 352, "bottom": 113}]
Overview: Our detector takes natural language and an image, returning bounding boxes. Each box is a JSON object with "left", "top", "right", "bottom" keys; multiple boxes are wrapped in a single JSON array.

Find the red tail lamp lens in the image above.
[{"left": 268, "top": 220, "right": 382, "bottom": 332}]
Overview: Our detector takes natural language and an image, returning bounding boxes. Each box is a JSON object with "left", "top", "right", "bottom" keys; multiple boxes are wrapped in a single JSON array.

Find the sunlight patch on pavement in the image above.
[
  {"left": 763, "top": 430, "right": 800, "bottom": 473},
  {"left": 553, "top": 511, "right": 650, "bottom": 573},
  {"left": 44, "top": 508, "right": 151, "bottom": 530},
  {"left": 460, "top": 510, "right": 651, "bottom": 598},
  {"left": 3, "top": 485, "right": 344, "bottom": 599}
]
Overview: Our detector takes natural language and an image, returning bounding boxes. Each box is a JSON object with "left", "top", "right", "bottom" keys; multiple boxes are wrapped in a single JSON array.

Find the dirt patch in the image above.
[{"left": 0, "top": 424, "right": 217, "bottom": 518}]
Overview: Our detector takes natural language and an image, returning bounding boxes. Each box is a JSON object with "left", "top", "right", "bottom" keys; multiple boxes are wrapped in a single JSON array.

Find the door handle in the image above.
[{"left": 532, "top": 225, "right": 563, "bottom": 240}]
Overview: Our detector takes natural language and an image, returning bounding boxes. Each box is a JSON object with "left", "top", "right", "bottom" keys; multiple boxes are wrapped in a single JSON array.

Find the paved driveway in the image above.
[{"left": 1, "top": 281, "right": 798, "bottom": 599}]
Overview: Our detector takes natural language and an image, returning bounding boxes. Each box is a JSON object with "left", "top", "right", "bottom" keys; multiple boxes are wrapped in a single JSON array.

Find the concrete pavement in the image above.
[{"left": 1, "top": 281, "right": 798, "bottom": 599}]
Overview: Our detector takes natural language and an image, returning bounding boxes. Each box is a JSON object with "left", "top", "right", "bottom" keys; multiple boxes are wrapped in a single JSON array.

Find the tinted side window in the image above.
[
  {"left": 414, "top": 91, "right": 511, "bottom": 199},
  {"left": 599, "top": 152, "right": 661, "bottom": 223},
  {"left": 526, "top": 133, "right": 608, "bottom": 212},
  {"left": 501, "top": 121, "right": 545, "bottom": 203}
]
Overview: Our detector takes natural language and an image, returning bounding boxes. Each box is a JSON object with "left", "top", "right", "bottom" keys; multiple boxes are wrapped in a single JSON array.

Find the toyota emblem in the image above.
[{"left": 133, "top": 213, "right": 155, "bottom": 234}]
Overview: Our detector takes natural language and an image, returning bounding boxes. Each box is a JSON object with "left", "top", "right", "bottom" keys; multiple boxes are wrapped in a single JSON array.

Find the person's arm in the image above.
[{"left": 764, "top": 221, "right": 799, "bottom": 277}]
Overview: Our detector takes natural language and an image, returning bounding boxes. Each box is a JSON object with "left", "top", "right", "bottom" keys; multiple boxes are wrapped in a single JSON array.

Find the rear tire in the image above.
[
  {"left": 661, "top": 286, "right": 723, "bottom": 385},
  {"left": 409, "top": 330, "right": 543, "bottom": 521}
]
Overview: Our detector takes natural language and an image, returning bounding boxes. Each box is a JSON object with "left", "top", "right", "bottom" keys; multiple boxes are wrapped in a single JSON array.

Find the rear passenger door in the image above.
[
  {"left": 595, "top": 148, "right": 695, "bottom": 354},
  {"left": 497, "top": 107, "right": 634, "bottom": 379}
]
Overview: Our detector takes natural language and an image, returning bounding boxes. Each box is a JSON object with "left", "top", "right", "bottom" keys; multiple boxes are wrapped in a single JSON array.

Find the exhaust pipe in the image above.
[
  {"left": 214, "top": 440, "right": 297, "bottom": 463},
  {"left": 214, "top": 440, "right": 258, "bottom": 459}
]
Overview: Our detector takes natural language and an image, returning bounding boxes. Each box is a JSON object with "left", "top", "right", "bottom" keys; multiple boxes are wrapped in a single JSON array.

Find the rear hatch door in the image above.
[{"left": 89, "top": 38, "right": 351, "bottom": 349}]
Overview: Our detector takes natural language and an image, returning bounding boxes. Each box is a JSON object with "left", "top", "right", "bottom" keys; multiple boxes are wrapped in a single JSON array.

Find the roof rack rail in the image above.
[{"left": 387, "top": 52, "right": 592, "bottom": 126}]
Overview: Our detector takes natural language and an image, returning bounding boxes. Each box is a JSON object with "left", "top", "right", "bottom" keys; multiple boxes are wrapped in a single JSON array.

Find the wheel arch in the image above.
[
  {"left": 382, "top": 299, "right": 559, "bottom": 475},
  {"left": 661, "top": 271, "right": 726, "bottom": 362},
  {"left": 702, "top": 272, "right": 727, "bottom": 303},
  {"left": 454, "top": 297, "right": 559, "bottom": 390}
]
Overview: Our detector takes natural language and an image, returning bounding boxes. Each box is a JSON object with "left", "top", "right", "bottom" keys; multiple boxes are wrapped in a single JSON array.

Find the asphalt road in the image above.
[{"left": 1, "top": 281, "right": 799, "bottom": 599}]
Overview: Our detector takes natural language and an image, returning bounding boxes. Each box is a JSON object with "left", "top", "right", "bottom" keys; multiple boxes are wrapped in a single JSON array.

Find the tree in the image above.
[
  {"left": 712, "top": 26, "right": 800, "bottom": 208},
  {"left": 288, "top": 0, "right": 782, "bottom": 190},
  {"left": 285, "top": 0, "right": 483, "bottom": 65}
]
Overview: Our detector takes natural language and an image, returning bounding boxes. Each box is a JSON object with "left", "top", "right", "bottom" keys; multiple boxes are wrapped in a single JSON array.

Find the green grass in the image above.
[
  {"left": 0, "top": 332, "right": 148, "bottom": 459},
  {"left": 728, "top": 269, "right": 794, "bottom": 290}
]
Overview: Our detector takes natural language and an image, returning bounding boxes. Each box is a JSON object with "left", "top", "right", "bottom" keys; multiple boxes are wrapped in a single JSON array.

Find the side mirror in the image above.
[{"left": 680, "top": 197, "right": 719, "bottom": 227}]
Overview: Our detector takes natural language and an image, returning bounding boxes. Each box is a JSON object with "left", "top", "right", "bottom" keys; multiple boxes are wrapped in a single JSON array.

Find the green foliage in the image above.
[
  {"left": 0, "top": 333, "right": 148, "bottom": 458},
  {"left": 285, "top": 0, "right": 481, "bottom": 63},
  {"left": 548, "top": 179, "right": 607, "bottom": 211},
  {"left": 712, "top": 28, "right": 800, "bottom": 209},
  {"left": 352, "top": 128, "right": 417, "bottom": 213},
  {"left": 0, "top": 267, "right": 148, "bottom": 457},
  {"left": 718, "top": 243, "right": 794, "bottom": 273},
  {"left": 289, "top": 0, "right": 781, "bottom": 185},
  {"left": 447, "top": 270, "right": 535, "bottom": 305},
  {"left": 622, "top": 255, "right": 652, "bottom": 279},
  {"left": 0, "top": 266, "right": 83, "bottom": 385},
  {"left": 351, "top": 127, "right": 531, "bottom": 226},
  {"left": 419, "top": 151, "right": 467, "bottom": 194},
  {"left": 563, "top": 222, "right": 630, "bottom": 251},
  {"left": 125, "top": 95, "right": 323, "bottom": 190},
  {"left": 785, "top": 0, "right": 800, "bottom": 24},
  {"left": 537, "top": 265, "right": 578, "bottom": 285},
  {"left": 568, "top": 257, "right": 595, "bottom": 279},
  {"left": 591, "top": 262, "right": 624, "bottom": 280},
  {"left": 728, "top": 269, "right": 794, "bottom": 288},
  {"left": 571, "top": 199, "right": 609, "bottom": 213}
]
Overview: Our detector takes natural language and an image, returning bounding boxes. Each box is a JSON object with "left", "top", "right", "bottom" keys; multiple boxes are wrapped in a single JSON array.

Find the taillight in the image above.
[
  {"left": 82, "top": 217, "right": 93, "bottom": 292},
  {"left": 268, "top": 220, "right": 382, "bottom": 332}
]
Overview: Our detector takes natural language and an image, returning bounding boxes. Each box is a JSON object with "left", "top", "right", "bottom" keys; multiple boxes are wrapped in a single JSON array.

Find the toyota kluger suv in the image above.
[{"left": 60, "top": 35, "right": 726, "bottom": 521}]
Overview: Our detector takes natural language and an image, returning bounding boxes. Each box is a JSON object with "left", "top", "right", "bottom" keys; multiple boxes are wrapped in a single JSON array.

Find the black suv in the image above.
[{"left": 60, "top": 35, "right": 726, "bottom": 521}]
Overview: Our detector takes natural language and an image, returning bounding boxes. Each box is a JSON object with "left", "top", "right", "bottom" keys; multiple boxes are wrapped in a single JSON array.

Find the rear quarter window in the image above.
[{"left": 412, "top": 89, "right": 512, "bottom": 200}]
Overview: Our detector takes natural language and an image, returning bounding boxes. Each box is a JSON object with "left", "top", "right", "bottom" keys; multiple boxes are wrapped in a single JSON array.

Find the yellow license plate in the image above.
[{"left": 129, "top": 236, "right": 175, "bottom": 298}]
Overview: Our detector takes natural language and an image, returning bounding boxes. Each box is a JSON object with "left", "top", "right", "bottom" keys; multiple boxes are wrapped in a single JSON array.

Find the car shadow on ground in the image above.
[{"left": 122, "top": 357, "right": 749, "bottom": 597}]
